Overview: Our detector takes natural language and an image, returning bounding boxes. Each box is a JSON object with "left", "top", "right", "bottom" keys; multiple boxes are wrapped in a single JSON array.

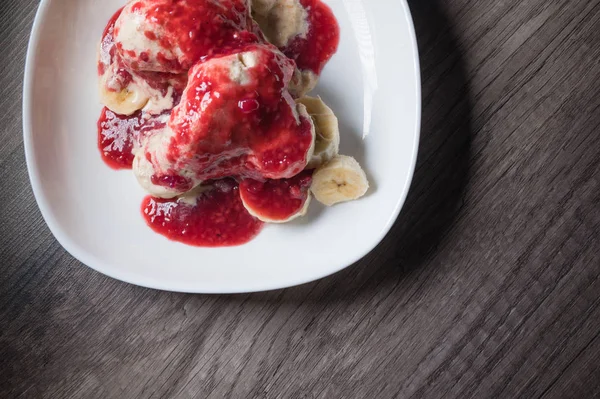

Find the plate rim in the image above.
[{"left": 22, "top": 0, "right": 421, "bottom": 293}]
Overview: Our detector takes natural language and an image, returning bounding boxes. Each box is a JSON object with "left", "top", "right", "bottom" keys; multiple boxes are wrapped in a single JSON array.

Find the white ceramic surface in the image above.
[{"left": 23, "top": 0, "right": 421, "bottom": 293}]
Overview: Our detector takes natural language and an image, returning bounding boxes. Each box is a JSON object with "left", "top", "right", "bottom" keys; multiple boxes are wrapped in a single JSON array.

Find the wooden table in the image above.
[{"left": 2, "top": 0, "right": 600, "bottom": 397}]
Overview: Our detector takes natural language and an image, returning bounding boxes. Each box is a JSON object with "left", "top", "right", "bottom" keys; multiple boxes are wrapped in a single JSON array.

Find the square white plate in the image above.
[{"left": 23, "top": 0, "right": 420, "bottom": 293}]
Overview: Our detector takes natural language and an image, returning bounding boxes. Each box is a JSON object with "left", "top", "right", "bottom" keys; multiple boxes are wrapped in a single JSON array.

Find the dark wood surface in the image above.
[{"left": 2, "top": 0, "right": 600, "bottom": 397}]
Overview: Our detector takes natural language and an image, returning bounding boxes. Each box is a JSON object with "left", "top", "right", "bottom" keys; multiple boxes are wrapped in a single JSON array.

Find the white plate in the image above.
[{"left": 23, "top": 0, "right": 421, "bottom": 293}]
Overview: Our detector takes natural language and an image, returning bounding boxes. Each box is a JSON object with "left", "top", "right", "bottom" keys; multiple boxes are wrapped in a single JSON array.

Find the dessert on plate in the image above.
[{"left": 97, "top": 0, "right": 370, "bottom": 247}]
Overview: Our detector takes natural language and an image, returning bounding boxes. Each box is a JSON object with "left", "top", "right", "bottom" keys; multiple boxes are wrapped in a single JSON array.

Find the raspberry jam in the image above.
[
  {"left": 142, "top": 179, "right": 263, "bottom": 247},
  {"left": 155, "top": 45, "right": 314, "bottom": 186},
  {"left": 98, "top": 8, "right": 122, "bottom": 76},
  {"left": 97, "top": 108, "right": 165, "bottom": 169},
  {"left": 115, "top": 0, "right": 258, "bottom": 73},
  {"left": 239, "top": 171, "right": 313, "bottom": 222},
  {"left": 97, "top": 0, "right": 340, "bottom": 247},
  {"left": 97, "top": 108, "right": 141, "bottom": 169},
  {"left": 282, "top": 0, "right": 340, "bottom": 74},
  {"left": 98, "top": 7, "right": 188, "bottom": 99}
]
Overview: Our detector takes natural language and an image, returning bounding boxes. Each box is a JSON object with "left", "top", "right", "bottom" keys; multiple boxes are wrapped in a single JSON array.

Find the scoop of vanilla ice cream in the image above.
[
  {"left": 115, "top": 7, "right": 177, "bottom": 72},
  {"left": 114, "top": 0, "right": 254, "bottom": 74},
  {"left": 133, "top": 130, "right": 203, "bottom": 198},
  {"left": 114, "top": 3, "right": 182, "bottom": 72},
  {"left": 133, "top": 44, "right": 316, "bottom": 197}
]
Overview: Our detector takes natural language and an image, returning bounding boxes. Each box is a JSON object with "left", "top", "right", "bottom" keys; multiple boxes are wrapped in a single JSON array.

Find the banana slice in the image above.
[
  {"left": 99, "top": 78, "right": 149, "bottom": 116},
  {"left": 242, "top": 193, "right": 311, "bottom": 223},
  {"left": 297, "top": 96, "right": 340, "bottom": 169},
  {"left": 311, "top": 155, "right": 369, "bottom": 206},
  {"left": 239, "top": 172, "right": 313, "bottom": 223}
]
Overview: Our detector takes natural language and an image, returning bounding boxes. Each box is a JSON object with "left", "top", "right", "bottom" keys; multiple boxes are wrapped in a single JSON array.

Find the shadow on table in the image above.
[{"left": 244, "top": 0, "right": 474, "bottom": 303}]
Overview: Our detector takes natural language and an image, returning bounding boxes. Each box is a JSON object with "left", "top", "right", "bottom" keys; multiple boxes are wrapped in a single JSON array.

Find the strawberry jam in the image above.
[
  {"left": 97, "top": 9, "right": 186, "bottom": 170},
  {"left": 98, "top": 8, "right": 122, "bottom": 77},
  {"left": 281, "top": 0, "right": 340, "bottom": 74},
  {"left": 98, "top": 8, "right": 188, "bottom": 97},
  {"left": 97, "top": 108, "right": 166, "bottom": 169},
  {"left": 97, "top": 0, "right": 340, "bottom": 247},
  {"left": 239, "top": 170, "right": 313, "bottom": 222},
  {"left": 157, "top": 45, "right": 314, "bottom": 183},
  {"left": 142, "top": 179, "right": 263, "bottom": 247},
  {"left": 114, "top": 0, "right": 258, "bottom": 73}
]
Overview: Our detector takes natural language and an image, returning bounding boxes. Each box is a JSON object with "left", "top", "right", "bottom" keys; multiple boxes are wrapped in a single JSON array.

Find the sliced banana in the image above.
[
  {"left": 297, "top": 96, "right": 340, "bottom": 169},
  {"left": 99, "top": 76, "right": 149, "bottom": 116},
  {"left": 239, "top": 172, "right": 313, "bottom": 223},
  {"left": 242, "top": 193, "right": 311, "bottom": 223},
  {"left": 311, "top": 155, "right": 369, "bottom": 206}
]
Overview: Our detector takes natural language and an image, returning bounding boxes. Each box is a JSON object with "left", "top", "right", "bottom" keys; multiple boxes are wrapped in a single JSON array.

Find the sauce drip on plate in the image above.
[{"left": 142, "top": 179, "right": 263, "bottom": 247}]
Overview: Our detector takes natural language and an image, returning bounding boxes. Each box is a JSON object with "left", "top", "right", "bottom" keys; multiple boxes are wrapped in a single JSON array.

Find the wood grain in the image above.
[{"left": 1, "top": 0, "right": 600, "bottom": 397}]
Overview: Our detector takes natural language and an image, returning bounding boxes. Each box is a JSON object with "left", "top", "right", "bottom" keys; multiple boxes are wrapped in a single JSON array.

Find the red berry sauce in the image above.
[
  {"left": 282, "top": 0, "right": 340, "bottom": 74},
  {"left": 97, "top": 108, "right": 166, "bottom": 169},
  {"left": 239, "top": 170, "right": 313, "bottom": 222},
  {"left": 97, "top": 8, "right": 185, "bottom": 169},
  {"left": 98, "top": 8, "right": 122, "bottom": 76},
  {"left": 154, "top": 45, "right": 314, "bottom": 186},
  {"left": 142, "top": 179, "right": 263, "bottom": 247},
  {"left": 97, "top": 0, "right": 340, "bottom": 247},
  {"left": 115, "top": 0, "right": 258, "bottom": 73},
  {"left": 98, "top": 7, "right": 188, "bottom": 98}
]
